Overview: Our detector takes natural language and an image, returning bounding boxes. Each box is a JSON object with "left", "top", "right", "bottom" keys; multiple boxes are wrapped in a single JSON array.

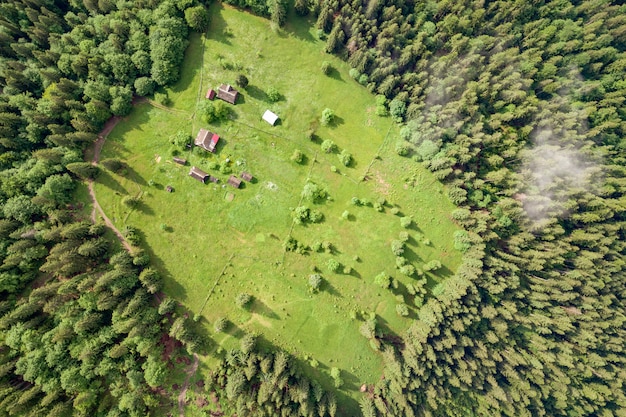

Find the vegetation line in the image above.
[{"left": 198, "top": 252, "right": 236, "bottom": 315}]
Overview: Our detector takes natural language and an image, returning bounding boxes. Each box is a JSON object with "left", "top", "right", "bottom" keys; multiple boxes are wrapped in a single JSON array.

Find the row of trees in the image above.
[{"left": 317, "top": 0, "right": 626, "bottom": 415}]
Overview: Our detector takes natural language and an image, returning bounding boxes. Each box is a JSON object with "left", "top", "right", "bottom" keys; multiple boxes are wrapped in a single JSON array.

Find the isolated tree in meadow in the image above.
[
  {"left": 291, "top": 149, "right": 304, "bottom": 163},
  {"left": 338, "top": 149, "right": 352, "bottom": 166},
  {"left": 236, "top": 292, "right": 252, "bottom": 308},
  {"left": 321, "top": 108, "right": 335, "bottom": 126},
  {"left": 374, "top": 272, "right": 391, "bottom": 289},
  {"left": 321, "top": 61, "right": 331, "bottom": 75},
  {"left": 321, "top": 139, "right": 336, "bottom": 153},
  {"left": 327, "top": 259, "right": 340, "bottom": 273},
  {"left": 266, "top": 86, "right": 280, "bottom": 102},
  {"left": 309, "top": 274, "right": 323, "bottom": 293}
]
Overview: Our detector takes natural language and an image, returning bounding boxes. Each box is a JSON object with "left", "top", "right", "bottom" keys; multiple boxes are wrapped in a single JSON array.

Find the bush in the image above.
[
  {"left": 321, "top": 139, "right": 337, "bottom": 153},
  {"left": 338, "top": 150, "right": 352, "bottom": 166},
  {"left": 389, "top": 99, "right": 407, "bottom": 121},
  {"left": 399, "top": 264, "right": 416, "bottom": 276},
  {"left": 267, "top": 87, "right": 280, "bottom": 102},
  {"left": 400, "top": 216, "right": 412, "bottom": 228},
  {"left": 374, "top": 272, "right": 390, "bottom": 289},
  {"left": 214, "top": 317, "right": 228, "bottom": 332},
  {"left": 396, "top": 303, "right": 409, "bottom": 317},
  {"left": 341, "top": 210, "right": 350, "bottom": 220},
  {"left": 301, "top": 182, "right": 328, "bottom": 202},
  {"left": 291, "top": 149, "right": 304, "bottom": 163},
  {"left": 327, "top": 259, "right": 340, "bottom": 273},
  {"left": 391, "top": 239, "right": 405, "bottom": 256},
  {"left": 170, "top": 130, "right": 192, "bottom": 148},
  {"left": 309, "top": 274, "right": 323, "bottom": 292},
  {"left": 349, "top": 68, "right": 360, "bottom": 79},
  {"left": 235, "top": 293, "right": 252, "bottom": 308},
  {"left": 321, "top": 61, "right": 331, "bottom": 75},
  {"left": 395, "top": 141, "right": 410, "bottom": 156},
  {"left": 423, "top": 260, "right": 442, "bottom": 272},
  {"left": 320, "top": 108, "right": 335, "bottom": 126},
  {"left": 154, "top": 91, "right": 170, "bottom": 106}
]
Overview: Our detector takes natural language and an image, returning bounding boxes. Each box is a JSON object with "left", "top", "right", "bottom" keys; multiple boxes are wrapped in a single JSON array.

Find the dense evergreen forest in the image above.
[
  {"left": 1, "top": 0, "right": 625, "bottom": 416},
  {"left": 310, "top": 0, "right": 626, "bottom": 415}
]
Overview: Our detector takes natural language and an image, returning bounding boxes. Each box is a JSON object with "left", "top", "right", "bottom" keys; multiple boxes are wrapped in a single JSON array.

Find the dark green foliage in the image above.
[
  {"left": 210, "top": 346, "right": 337, "bottom": 416},
  {"left": 66, "top": 162, "right": 99, "bottom": 180},
  {"left": 235, "top": 74, "right": 248, "bottom": 88},
  {"left": 184, "top": 5, "right": 209, "bottom": 32}
]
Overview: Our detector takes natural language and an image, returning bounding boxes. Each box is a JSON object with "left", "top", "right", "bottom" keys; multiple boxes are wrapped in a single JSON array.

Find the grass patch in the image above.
[{"left": 91, "top": 4, "right": 462, "bottom": 413}]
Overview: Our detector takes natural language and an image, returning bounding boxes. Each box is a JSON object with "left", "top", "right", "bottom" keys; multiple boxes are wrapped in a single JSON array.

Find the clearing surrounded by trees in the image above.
[{"left": 91, "top": 4, "right": 462, "bottom": 412}]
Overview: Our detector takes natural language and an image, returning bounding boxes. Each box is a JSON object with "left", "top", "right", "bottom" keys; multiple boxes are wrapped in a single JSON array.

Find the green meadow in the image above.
[{"left": 91, "top": 4, "right": 462, "bottom": 411}]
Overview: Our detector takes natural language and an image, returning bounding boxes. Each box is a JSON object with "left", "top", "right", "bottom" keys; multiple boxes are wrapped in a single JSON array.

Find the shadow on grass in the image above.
[
  {"left": 207, "top": 3, "right": 232, "bottom": 46},
  {"left": 170, "top": 33, "right": 202, "bottom": 95},
  {"left": 124, "top": 165, "right": 148, "bottom": 186},
  {"left": 245, "top": 84, "right": 268, "bottom": 102},
  {"left": 282, "top": 12, "right": 316, "bottom": 43},
  {"left": 138, "top": 233, "right": 187, "bottom": 300},
  {"left": 252, "top": 298, "right": 280, "bottom": 320},
  {"left": 326, "top": 66, "right": 344, "bottom": 82},
  {"left": 96, "top": 170, "right": 127, "bottom": 195},
  {"left": 134, "top": 200, "right": 155, "bottom": 216},
  {"left": 322, "top": 280, "right": 341, "bottom": 297}
]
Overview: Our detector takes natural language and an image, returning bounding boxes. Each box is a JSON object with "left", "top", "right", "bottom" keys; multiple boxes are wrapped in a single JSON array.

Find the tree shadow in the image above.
[
  {"left": 282, "top": 12, "right": 316, "bottom": 43},
  {"left": 170, "top": 33, "right": 203, "bottom": 94},
  {"left": 326, "top": 67, "right": 344, "bottom": 82},
  {"left": 329, "top": 115, "right": 345, "bottom": 127},
  {"left": 206, "top": 3, "right": 232, "bottom": 46},
  {"left": 375, "top": 315, "right": 404, "bottom": 348},
  {"left": 124, "top": 165, "right": 147, "bottom": 186},
  {"left": 134, "top": 200, "right": 155, "bottom": 216},
  {"left": 95, "top": 170, "right": 127, "bottom": 195},
  {"left": 244, "top": 84, "right": 268, "bottom": 102},
  {"left": 322, "top": 280, "right": 341, "bottom": 297},
  {"left": 251, "top": 298, "right": 280, "bottom": 319}
]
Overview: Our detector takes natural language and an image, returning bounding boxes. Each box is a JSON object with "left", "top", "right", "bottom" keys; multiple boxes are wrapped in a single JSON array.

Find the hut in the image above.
[
  {"left": 217, "top": 84, "right": 238, "bottom": 104},
  {"left": 227, "top": 175, "right": 242, "bottom": 188},
  {"left": 195, "top": 129, "right": 220, "bottom": 153},
  {"left": 166, "top": 185, "right": 173, "bottom": 192},
  {"left": 205, "top": 88, "right": 216, "bottom": 100},
  {"left": 189, "top": 166, "right": 209, "bottom": 183},
  {"left": 240, "top": 171, "right": 253, "bottom": 182},
  {"left": 173, "top": 156, "right": 187, "bottom": 165},
  {"left": 262, "top": 110, "right": 279, "bottom": 126}
]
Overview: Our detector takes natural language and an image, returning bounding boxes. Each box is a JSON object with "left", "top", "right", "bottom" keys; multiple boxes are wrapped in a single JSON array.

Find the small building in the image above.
[
  {"left": 240, "top": 171, "right": 253, "bottom": 182},
  {"left": 189, "top": 166, "right": 209, "bottom": 183},
  {"left": 166, "top": 185, "right": 173, "bottom": 192},
  {"left": 205, "top": 88, "right": 216, "bottom": 100},
  {"left": 262, "top": 110, "right": 279, "bottom": 126},
  {"left": 173, "top": 156, "right": 187, "bottom": 165},
  {"left": 195, "top": 129, "right": 220, "bottom": 153},
  {"left": 217, "top": 84, "right": 238, "bottom": 105},
  {"left": 227, "top": 175, "right": 242, "bottom": 188},
  {"left": 209, "top": 175, "right": 219, "bottom": 183}
]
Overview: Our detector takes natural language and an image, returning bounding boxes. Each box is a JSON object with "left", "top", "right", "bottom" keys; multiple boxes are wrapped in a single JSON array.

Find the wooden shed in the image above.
[
  {"left": 206, "top": 88, "right": 216, "bottom": 100},
  {"left": 173, "top": 156, "right": 187, "bottom": 165},
  {"left": 217, "top": 84, "right": 239, "bottom": 104},
  {"left": 189, "top": 166, "right": 209, "bottom": 183},
  {"left": 227, "top": 175, "right": 242, "bottom": 188},
  {"left": 241, "top": 171, "right": 253, "bottom": 182}
]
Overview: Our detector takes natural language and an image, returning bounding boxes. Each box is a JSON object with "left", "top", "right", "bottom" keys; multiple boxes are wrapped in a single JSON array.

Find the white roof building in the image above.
[{"left": 262, "top": 110, "right": 279, "bottom": 126}]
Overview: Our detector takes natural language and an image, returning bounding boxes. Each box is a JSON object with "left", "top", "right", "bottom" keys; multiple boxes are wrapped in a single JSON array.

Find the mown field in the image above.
[{"left": 91, "top": 4, "right": 462, "bottom": 412}]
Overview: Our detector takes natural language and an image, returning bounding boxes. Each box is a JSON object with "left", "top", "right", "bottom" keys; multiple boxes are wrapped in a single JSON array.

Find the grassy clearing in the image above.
[{"left": 91, "top": 4, "right": 462, "bottom": 412}]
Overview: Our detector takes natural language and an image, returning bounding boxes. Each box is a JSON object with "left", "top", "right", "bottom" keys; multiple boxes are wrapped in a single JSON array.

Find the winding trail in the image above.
[
  {"left": 178, "top": 353, "right": 199, "bottom": 416},
  {"left": 87, "top": 116, "right": 132, "bottom": 252}
]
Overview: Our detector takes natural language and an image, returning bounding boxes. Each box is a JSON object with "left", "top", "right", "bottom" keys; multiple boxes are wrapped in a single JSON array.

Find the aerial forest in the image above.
[{"left": 0, "top": 0, "right": 625, "bottom": 416}]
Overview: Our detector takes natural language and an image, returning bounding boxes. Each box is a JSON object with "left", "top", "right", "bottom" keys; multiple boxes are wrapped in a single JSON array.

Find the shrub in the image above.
[
  {"left": 235, "top": 293, "right": 252, "bottom": 308},
  {"left": 170, "top": 130, "right": 192, "bottom": 148},
  {"left": 320, "top": 108, "right": 335, "bottom": 126},
  {"left": 389, "top": 99, "right": 407, "bottom": 121},
  {"left": 327, "top": 259, "right": 340, "bottom": 273},
  {"left": 214, "top": 317, "right": 228, "bottom": 332},
  {"left": 301, "top": 182, "right": 328, "bottom": 202},
  {"left": 400, "top": 264, "right": 416, "bottom": 276},
  {"left": 349, "top": 68, "right": 360, "bottom": 79},
  {"left": 398, "top": 231, "right": 410, "bottom": 242},
  {"left": 396, "top": 303, "right": 409, "bottom": 317},
  {"left": 308, "top": 209, "right": 324, "bottom": 223},
  {"left": 400, "top": 216, "right": 412, "bottom": 228},
  {"left": 308, "top": 274, "right": 323, "bottom": 292},
  {"left": 291, "top": 149, "right": 304, "bottom": 163},
  {"left": 292, "top": 206, "right": 310, "bottom": 225},
  {"left": 391, "top": 239, "right": 405, "bottom": 256},
  {"left": 321, "top": 61, "right": 331, "bottom": 75},
  {"left": 374, "top": 272, "right": 390, "bottom": 289},
  {"left": 423, "top": 260, "right": 442, "bottom": 272},
  {"left": 338, "top": 150, "right": 352, "bottom": 166},
  {"left": 395, "top": 141, "right": 410, "bottom": 156},
  {"left": 267, "top": 87, "right": 280, "bottom": 102},
  {"left": 321, "top": 139, "right": 336, "bottom": 153},
  {"left": 341, "top": 210, "right": 350, "bottom": 220}
]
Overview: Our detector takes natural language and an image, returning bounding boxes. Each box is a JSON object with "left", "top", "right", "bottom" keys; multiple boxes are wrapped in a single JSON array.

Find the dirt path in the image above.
[
  {"left": 178, "top": 353, "right": 199, "bottom": 416},
  {"left": 87, "top": 116, "right": 132, "bottom": 252}
]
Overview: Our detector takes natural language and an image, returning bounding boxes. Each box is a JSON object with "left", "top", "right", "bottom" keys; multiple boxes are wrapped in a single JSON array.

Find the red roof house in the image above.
[
  {"left": 206, "top": 88, "right": 216, "bottom": 100},
  {"left": 195, "top": 129, "right": 220, "bottom": 153}
]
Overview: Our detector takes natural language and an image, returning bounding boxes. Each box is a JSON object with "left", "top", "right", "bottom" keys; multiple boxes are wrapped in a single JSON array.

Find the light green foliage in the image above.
[
  {"left": 235, "top": 293, "right": 252, "bottom": 308},
  {"left": 327, "top": 259, "right": 340, "bottom": 273},
  {"left": 395, "top": 303, "right": 409, "bottom": 317},
  {"left": 308, "top": 274, "right": 323, "bottom": 292},
  {"left": 321, "top": 139, "right": 337, "bottom": 153},
  {"left": 291, "top": 149, "right": 304, "bottom": 163},
  {"left": 321, "top": 61, "right": 331, "bottom": 75},
  {"left": 321, "top": 108, "right": 335, "bottom": 126},
  {"left": 423, "top": 259, "right": 442, "bottom": 272},
  {"left": 338, "top": 149, "right": 352, "bottom": 166},
  {"left": 185, "top": 5, "right": 209, "bottom": 32},
  {"left": 374, "top": 272, "right": 390, "bottom": 289},
  {"left": 266, "top": 86, "right": 280, "bottom": 102},
  {"left": 400, "top": 216, "right": 412, "bottom": 228}
]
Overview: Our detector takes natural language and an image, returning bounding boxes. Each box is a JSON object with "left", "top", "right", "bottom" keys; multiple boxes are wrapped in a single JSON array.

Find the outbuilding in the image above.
[{"left": 262, "top": 110, "right": 279, "bottom": 126}]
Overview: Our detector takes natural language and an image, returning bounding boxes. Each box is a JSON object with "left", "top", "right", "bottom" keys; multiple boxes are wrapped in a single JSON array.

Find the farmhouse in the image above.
[
  {"left": 228, "top": 175, "right": 242, "bottom": 188},
  {"left": 173, "top": 156, "right": 187, "bottom": 165},
  {"left": 205, "top": 88, "right": 216, "bottom": 100},
  {"left": 217, "top": 84, "right": 238, "bottom": 104},
  {"left": 262, "top": 110, "right": 279, "bottom": 126},
  {"left": 241, "top": 171, "right": 253, "bottom": 182},
  {"left": 189, "top": 166, "right": 209, "bottom": 183},
  {"left": 195, "top": 129, "right": 220, "bottom": 153}
]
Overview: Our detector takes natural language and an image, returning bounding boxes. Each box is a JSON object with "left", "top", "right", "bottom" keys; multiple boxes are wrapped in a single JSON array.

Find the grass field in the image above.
[{"left": 92, "top": 4, "right": 462, "bottom": 413}]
